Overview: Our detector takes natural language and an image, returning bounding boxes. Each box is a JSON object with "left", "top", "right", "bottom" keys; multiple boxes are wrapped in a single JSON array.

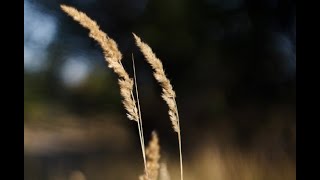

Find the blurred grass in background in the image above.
[{"left": 24, "top": 0, "right": 295, "bottom": 179}]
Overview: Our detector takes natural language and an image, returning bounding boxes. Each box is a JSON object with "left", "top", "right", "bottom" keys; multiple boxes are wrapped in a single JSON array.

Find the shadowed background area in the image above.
[{"left": 24, "top": 0, "right": 295, "bottom": 179}]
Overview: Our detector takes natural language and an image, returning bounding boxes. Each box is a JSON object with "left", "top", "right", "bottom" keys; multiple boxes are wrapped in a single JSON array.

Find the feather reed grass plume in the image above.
[
  {"left": 140, "top": 131, "right": 161, "bottom": 180},
  {"left": 133, "top": 33, "right": 184, "bottom": 180},
  {"left": 60, "top": 5, "right": 138, "bottom": 122},
  {"left": 132, "top": 33, "right": 178, "bottom": 132},
  {"left": 60, "top": 4, "right": 147, "bottom": 172}
]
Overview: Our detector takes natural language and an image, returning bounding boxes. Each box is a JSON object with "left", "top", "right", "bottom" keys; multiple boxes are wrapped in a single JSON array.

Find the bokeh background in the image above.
[{"left": 24, "top": 0, "right": 296, "bottom": 179}]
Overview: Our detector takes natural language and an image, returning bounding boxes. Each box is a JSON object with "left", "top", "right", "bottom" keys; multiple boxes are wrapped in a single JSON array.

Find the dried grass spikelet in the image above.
[
  {"left": 133, "top": 33, "right": 184, "bottom": 180},
  {"left": 132, "top": 33, "right": 179, "bottom": 132},
  {"left": 159, "top": 163, "right": 171, "bottom": 180},
  {"left": 140, "top": 131, "right": 161, "bottom": 180},
  {"left": 61, "top": 5, "right": 148, "bottom": 173},
  {"left": 60, "top": 5, "right": 138, "bottom": 122}
]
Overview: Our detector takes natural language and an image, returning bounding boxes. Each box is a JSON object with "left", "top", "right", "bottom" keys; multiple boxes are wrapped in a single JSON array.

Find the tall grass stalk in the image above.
[
  {"left": 133, "top": 33, "right": 184, "bottom": 180},
  {"left": 60, "top": 4, "right": 148, "bottom": 174}
]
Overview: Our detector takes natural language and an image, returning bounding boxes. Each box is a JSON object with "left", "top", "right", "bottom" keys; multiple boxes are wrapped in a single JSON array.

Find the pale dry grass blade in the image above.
[
  {"left": 133, "top": 33, "right": 184, "bottom": 180},
  {"left": 132, "top": 53, "right": 147, "bottom": 173},
  {"left": 140, "top": 131, "right": 161, "bottom": 180}
]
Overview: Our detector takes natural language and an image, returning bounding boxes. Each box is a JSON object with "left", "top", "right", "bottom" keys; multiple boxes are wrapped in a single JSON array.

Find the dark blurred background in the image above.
[{"left": 24, "top": 0, "right": 296, "bottom": 179}]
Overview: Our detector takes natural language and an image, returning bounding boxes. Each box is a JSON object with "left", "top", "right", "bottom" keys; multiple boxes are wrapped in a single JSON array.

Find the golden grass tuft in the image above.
[
  {"left": 159, "top": 163, "right": 171, "bottom": 180},
  {"left": 139, "top": 131, "right": 161, "bottom": 180}
]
